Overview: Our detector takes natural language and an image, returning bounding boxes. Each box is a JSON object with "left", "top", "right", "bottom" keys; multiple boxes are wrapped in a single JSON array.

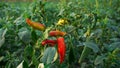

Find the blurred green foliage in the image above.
[{"left": 0, "top": 0, "right": 120, "bottom": 68}]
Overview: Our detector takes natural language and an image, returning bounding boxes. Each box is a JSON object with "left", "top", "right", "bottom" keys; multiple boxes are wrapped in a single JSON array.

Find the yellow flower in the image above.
[{"left": 57, "top": 18, "right": 68, "bottom": 26}]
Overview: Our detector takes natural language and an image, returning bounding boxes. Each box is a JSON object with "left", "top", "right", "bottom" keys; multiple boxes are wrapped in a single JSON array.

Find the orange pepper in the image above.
[
  {"left": 26, "top": 18, "right": 45, "bottom": 31},
  {"left": 49, "top": 30, "right": 66, "bottom": 37}
]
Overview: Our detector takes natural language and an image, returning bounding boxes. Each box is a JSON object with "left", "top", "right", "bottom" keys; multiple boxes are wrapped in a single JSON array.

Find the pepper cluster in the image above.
[{"left": 26, "top": 18, "right": 66, "bottom": 64}]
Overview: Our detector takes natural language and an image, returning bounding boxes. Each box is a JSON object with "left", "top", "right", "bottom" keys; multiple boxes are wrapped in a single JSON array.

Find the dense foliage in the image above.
[{"left": 0, "top": 0, "right": 120, "bottom": 68}]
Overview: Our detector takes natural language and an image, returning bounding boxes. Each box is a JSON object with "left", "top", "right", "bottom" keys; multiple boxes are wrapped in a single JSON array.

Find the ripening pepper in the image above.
[
  {"left": 57, "top": 37, "right": 66, "bottom": 64},
  {"left": 49, "top": 30, "right": 66, "bottom": 37},
  {"left": 26, "top": 18, "right": 45, "bottom": 31},
  {"left": 41, "top": 39, "right": 57, "bottom": 46}
]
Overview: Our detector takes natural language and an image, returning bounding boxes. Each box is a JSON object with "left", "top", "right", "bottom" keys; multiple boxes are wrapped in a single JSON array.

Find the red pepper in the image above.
[
  {"left": 57, "top": 37, "right": 66, "bottom": 64},
  {"left": 41, "top": 39, "right": 57, "bottom": 46},
  {"left": 26, "top": 18, "right": 45, "bottom": 31},
  {"left": 49, "top": 30, "right": 66, "bottom": 37}
]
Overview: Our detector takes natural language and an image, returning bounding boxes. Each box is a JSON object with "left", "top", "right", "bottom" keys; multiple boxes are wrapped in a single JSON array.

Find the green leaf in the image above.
[
  {"left": 41, "top": 47, "right": 56, "bottom": 64},
  {"left": 110, "top": 38, "right": 120, "bottom": 42},
  {"left": 0, "top": 29, "right": 4, "bottom": 37},
  {"left": 32, "top": 55, "right": 39, "bottom": 67},
  {"left": 31, "top": 30, "right": 38, "bottom": 42},
  {"left": 5, "top": 62, "right": 12, "bottom": 68},
  {"left": 18, "top": 28, "right": 31, "bottom": 43},
  {"left": 0, "top": 28, "right": 7, "bottom": 48},
  {"left": 90, "top": 29, "right": 102, "bottom": 38},
  {"left": 24, "top": 45, "right": 33, "bottom": 57},
  {"left": 14, "top": 16, "right": 23, "bottom": 26},
  {"left": 58, "top": 9, "right": 65, "bottom": 16},
  {"left": 0, "top": 56, "right": 4, "bottom": 62},
  {"left": 23, "top": 60, "right": 29, "bottom": 68},
  {"left": 109, "top": 42, "right": 120, "bottom": 51},
  {"left": 94, "top": 55, "right": 106, "bottom": 65},
  {"left": 84, "top": 42, "right": 99, "bottom": 53},
  {"left": 0, "top": 37, "right": 5, "bottom": 48},
  {"left": 69, "top": 46, "right": 75, "bottom": 64},
  {"left": 1, "top": 28, "right": 7, "bottom": 37},
  {"left": 17, "top": 61, "right": 29, "bottom": 68}
]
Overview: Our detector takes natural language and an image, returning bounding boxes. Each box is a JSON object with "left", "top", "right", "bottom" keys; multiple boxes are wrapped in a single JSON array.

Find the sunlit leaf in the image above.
[
  {"left": 57, "top": 9, "right": 65, "bottom": 16},
  {"left": 2, "top": 28, "right": 7, "bottom": 37},
  {"left": 0, "top": 56, "right": 4, "bottom": 62},
  {"left": 38, "top": 63, "right": 44, "bottom": 68},
  {"left": 17, "top": 61, "right": 23, "bottom": 68},
  {"left": 17, "top": 61, "right": 28, "bottom": 68},
  {"left": 52, "top": 51, "right": 58, "bottom": 63},
  {"left": 43, "top": 26, "right": 52, "bottom": 39},
  {"left": 0, "top": 28, "right": 7, "bottom": 48},
  {"left": 14, "top": 16, "right": 23, "bottom": 25}
]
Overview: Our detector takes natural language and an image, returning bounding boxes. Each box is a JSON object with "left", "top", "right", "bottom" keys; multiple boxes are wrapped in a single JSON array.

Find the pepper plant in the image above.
[{"left": 0, "top": 0, "right": 120, "bottom": 68}]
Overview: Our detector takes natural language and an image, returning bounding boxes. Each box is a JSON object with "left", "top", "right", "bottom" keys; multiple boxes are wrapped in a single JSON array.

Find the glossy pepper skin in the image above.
[
  {"left": 41, "top": 39, "right": 57, "bottom": 46},
  {"left": 57, "top": 37, "right": 66, "bottom": 64},
  {"left": 26, "top": 18, "right": 45, "bottom": 31},
  {"left": 49, "top": 30, "right": 66, "bottom": 37}
]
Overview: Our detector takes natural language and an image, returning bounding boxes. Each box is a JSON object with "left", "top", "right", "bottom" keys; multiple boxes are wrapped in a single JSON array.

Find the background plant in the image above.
[{"left": 0, "top": 0, "right": 120, "bottom": 68}]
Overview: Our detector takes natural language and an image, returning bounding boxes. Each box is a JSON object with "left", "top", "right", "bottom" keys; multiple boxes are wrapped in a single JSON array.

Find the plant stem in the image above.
[
  {"left": 78, "top": 46, "right": 90, "bottom": 63},
  {"left": 78, "top": 26, "right": 91, "bottom": 64}
]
